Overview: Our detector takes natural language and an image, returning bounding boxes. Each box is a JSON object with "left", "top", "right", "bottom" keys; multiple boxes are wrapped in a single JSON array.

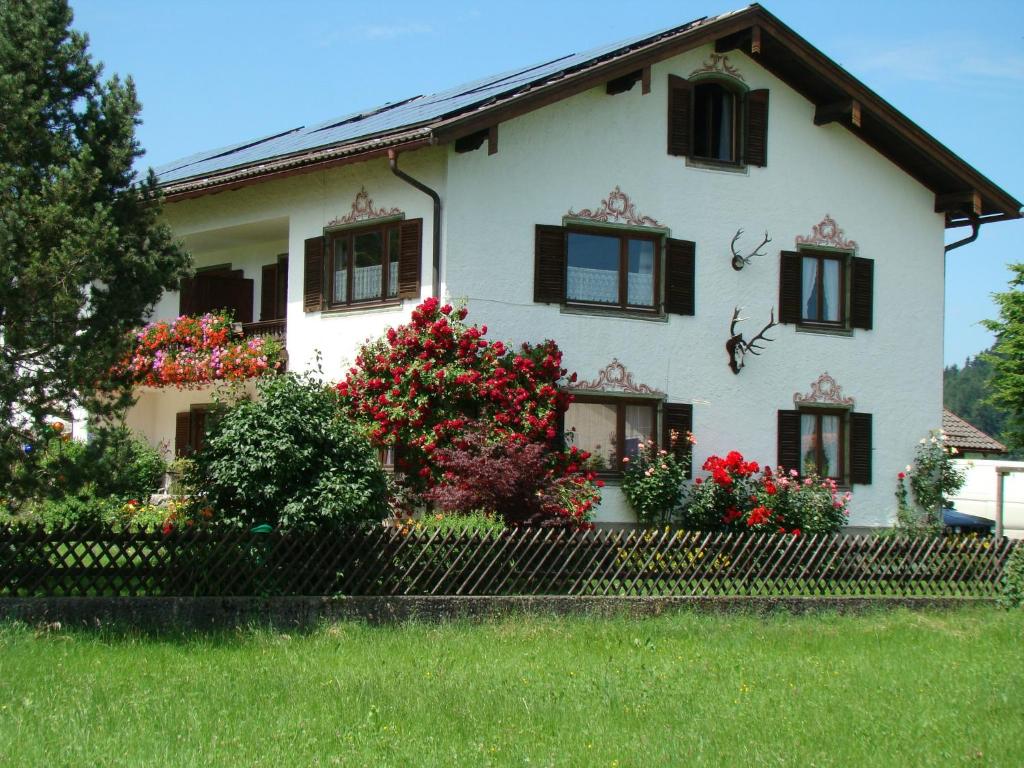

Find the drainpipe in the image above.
[
  {"left": 388, "top": 149, "right": 441, "bottom": 297},
  {"left": 944, "top": 217, "right": 981, "bottom": 253}
]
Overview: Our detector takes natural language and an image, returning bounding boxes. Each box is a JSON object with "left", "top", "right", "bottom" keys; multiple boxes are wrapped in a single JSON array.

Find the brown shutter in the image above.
[
  {"left": 174, "top": 412, "right": 191, "bottom": 458},
  {"left": 215, "top": 276, "right": 253, "bottom": 324},
  {"left": 397, "top": 218, "right": 423, "bottom": 299},
  {"left": 664, "top": 238, "right": 695, "bottom": 316},
  {"left": 190, "top": 409, "right": 208, "bottom": 455},
  {"left": 779, "top": 251, "right": 802, "bottom": 324},
  {"left": 260, "top": 264, "right": 278, "bottom": 321},
  {"left": 850, "top": 256, "right": 874, "bottom": 330},
  {"left": 663, "top": 402, "right": 694, "bottom": 478},
  {"left": 777, "top": 410, "right": 801, "bottom": 473},
  {"left": 849, "top": 412, "right": 872, "bottom": 485},
  {"left": 303, "top": 236, "right": 324, "bottom": 312},
  {"left": 533, "top": 224, "right": 566, "bottom": 304},
  {"left": 667, "top": 74, "right": 692, "bottom": 157},
  {"left": 744, "top": 89, "right": 769, "bottom": 167},
  {"left": 178, "top": 277, "right": 195, "bottom": 316}
]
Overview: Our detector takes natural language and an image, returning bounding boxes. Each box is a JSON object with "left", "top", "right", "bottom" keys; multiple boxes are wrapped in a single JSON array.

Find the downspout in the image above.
[
  {"left": 388, "top": 148, "right": 441, "bottom": 297},
  {"left": 944, "top": 217, "right": 981, "bottom": 253}
]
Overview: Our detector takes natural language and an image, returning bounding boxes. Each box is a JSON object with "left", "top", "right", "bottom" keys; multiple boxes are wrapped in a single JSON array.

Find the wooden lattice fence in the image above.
[{"left": 0, "top": 526, "right": 1016, "bottom": 598}]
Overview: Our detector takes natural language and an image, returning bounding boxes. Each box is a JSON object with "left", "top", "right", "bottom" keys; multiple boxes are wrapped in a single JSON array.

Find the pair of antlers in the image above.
[
  {"left": 726, "top": 307, "right": 778, "bottom": 374},
  {"left": 731, "top": 229, "right": 772, "bottom": 270}
]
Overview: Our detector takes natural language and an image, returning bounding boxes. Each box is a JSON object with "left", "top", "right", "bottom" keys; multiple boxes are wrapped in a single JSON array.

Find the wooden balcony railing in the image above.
[{"left": 238, "top": 319, "right": 286, "bottom": 341}]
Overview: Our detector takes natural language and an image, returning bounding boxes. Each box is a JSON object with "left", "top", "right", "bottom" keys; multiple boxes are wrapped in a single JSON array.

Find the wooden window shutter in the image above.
[
  {"left": 218, "top": 276, "right": 254, "bottom": 324},
  {"left": 260, "top": 264, "right": 278, "bottom": 321},
  {"left": 178, "top": 277, "right": 196, "bottom": 316},
  {"left": 777, "top": 410, "right": 801, "bottom": 473},
  {"left": 849, "top": 412, "right": 873, "bottom": 485},
  {"left": 849, "top": 256, "right": 874, "bottom": 330},
  {"left": 303, "top": 236, "right": 324, "bottom": 312},
  {"left": 667, "top": 75, "right": 692, "bottom": 157},
  {"left": 744, "top": 89, "right": 769, "bottom": 167},
  {"left": 664, "top": 238, "right": 695, "bottom": 316},
  {"left": 174, "top": 412, "right": 191, "bottom": 458},
  {"left": 663, "top": 402, "right": 694, "bottom": 478},
  {"left": 397, "top": 218, "right": 423, "bottom": 299},
  {"left": 778, "top": 251, "right": 802, "bottom": 324},
  {"left": 533, "top": 224, "right": 566, "bottom": 304}
]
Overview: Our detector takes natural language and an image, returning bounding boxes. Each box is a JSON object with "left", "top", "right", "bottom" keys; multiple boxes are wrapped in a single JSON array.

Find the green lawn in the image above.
[{"left": 1, "top": 609, "right": 1021, "bottom": 767}]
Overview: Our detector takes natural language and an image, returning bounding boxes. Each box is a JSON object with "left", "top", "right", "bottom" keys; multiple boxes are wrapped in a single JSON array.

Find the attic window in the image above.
[{"left": 693, "top": 82, "right": 737, "bottom": 162}]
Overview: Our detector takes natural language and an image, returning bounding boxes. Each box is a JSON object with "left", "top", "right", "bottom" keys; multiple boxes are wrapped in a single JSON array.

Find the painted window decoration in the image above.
[
  {"left": 565, "top": 229, "right": 658, "bottom": 310},
  {"left": 329, "top": 223, "right": 400, "bottom": 307},
  {"left": 800, "top": 409, "right": 844, "bottom": 479},
  {"left": 801, "top": 252, "right": 844, "bottom": 324},
  {"left": 563, "top": 397, "right": 657, "bottom": 473},
  {"left": 692, "top": 82, "right": 737, "bottom": 163}
]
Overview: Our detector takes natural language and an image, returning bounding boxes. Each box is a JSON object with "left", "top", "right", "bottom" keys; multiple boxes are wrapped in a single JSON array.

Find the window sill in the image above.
[
  {"left": 319, "top": 300, "right": 404, "bottom": 317},
  {"left": 560, "top": 304, "right": 668, "bottom": 323},
  {"left": 685, "top": 157, "right": 749, "bottom": 175},
  {"left": 795, "top": 323, "right": 853, "bottom": 338}
]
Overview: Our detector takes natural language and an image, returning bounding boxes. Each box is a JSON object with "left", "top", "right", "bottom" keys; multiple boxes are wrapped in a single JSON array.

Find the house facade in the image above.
[{"left": 127, "top": 5, "right": 1021, "bottom": 526}]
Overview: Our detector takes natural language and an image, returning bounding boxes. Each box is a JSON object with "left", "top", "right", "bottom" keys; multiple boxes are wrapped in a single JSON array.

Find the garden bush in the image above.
[
  {"left": 682, "top": 451, "right": 849, "bottom": 535},
  {"left": 189, "top": 373, "right": 389, "bottom": 530},
  {"left": 423, "top": 425, "right": 600, "bottom": 525},
  {"left": 999, "top": 543, "right": 1024, "bottom": 609},
  {"left": 338, "top": 298, "right": 599, "bottom": 523},
  {"left": 621, "top": 437, "right": 692, "bottom": 524},
  {"left": 893, "top": 429, "right": 966, "bottom": 534}
]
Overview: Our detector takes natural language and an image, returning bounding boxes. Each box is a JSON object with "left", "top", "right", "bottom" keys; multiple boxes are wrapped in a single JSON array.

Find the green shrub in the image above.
[
  {"left": 999, "top": 544, "right": 1024, "bottom": 609},
  {"left": 621, "top": 439, "right": 690, "bottom": 525},
  {"left": 409, "top": 510, "right": 506, "bottom": 536},
  {"left": 189, "top": 373, "right": 390, "bottom": 530}
]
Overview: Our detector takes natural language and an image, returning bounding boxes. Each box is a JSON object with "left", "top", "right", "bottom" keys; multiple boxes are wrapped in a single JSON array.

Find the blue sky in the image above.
[{"left": 69, "top": 0, "right": 1023, "bottom": 366}]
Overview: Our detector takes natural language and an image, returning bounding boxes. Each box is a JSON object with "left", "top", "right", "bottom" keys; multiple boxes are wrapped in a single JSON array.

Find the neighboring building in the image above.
[
  {"left": 127, "top": 4, "right": 1021, "bottom": 525},
  {"left": 942, "top": 409, "right": 1007, "bottom": 459}
]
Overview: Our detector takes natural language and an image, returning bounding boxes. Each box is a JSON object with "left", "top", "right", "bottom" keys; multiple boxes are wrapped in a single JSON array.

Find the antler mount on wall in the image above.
[
  {"left": 730, "top": 228, "right": 772, "bottom": 270},
  {"left": 726, "top": 306, "right": 778, "bottom": 374}
]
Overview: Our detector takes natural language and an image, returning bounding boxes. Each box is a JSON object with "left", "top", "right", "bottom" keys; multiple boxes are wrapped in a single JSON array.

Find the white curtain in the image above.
[
  {"left": 822, "top": 259, "right": 840, "bottom": 322},
  {"left": 353, "top": 265, "right": 382, "bottom": 301},
  {"left": 564, "top": 402, "right": 618, "bottom": 470},
  {"left": 821, "top": 414, "right": 840, "bottom": 477},
  {"left": 567, "top": 266, "right": 618, "bottom": 304},
  {"left": 624, "top": 405, "right": 654, "bottom": 460},
  {"left": 717, "top": 93, "right": 734, "bottom": 161},
  {"left": 333, "top": 267, "right": 347, "bottom": 303},
  {"left": 800, "top": 413, "right": 817, "bottom": 475},
  {"left": 801, "top": 257, "right": 818, "bottom": 320}
]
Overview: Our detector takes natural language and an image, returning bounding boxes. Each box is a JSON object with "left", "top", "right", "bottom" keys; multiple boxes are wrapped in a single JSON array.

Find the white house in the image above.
[{"left": 126, "top": 4, "right": 1021, "bottom": 526}]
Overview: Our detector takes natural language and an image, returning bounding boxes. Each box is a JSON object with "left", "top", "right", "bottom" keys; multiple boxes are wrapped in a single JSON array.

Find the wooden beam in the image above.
[
  {"left": 714, "top": 25, "right": 761, "bottom": 55},
  {"left": 606, "top": 69, "right": 643, "bottom": 95},
  {"left": 641, "top": 65, "right": 651, "bottom": 95},
  {"left": 454, "top": 128, "right": 488, "bottom": 153},
  {"left": 751, "top": 25, "right": 762, "bottom": 55},
  {"left": 814, "top": 99, "right": 861, "bottom": 127},
  {"left": 487, "top": 125, "right": 498, "bottom": 156},
  {"left": 935, "top": 190, "right": 982, "bottom": 216}
]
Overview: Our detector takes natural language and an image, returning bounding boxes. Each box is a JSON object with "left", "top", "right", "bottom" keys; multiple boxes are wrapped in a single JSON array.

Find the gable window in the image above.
[
  {"left": 566, "top": 229, "right": 659, "bottom": 310},
  {"left": 534, "top": 225, "right": 695, "bottom": 316},
  {"left": 667, "top": 75, "right": 769, "bottom": 167},
  {"left": 329, "top": 223, "right": 400, "bottom": 307},
  {"left": 779, "top": 250, "right": 873, "bottom": 331},
  {"left": 564, "top": 396, "right": 657, "bottom": 473},
  {"left": 692, "top": 82, "right": 737, "bottom": 163}
]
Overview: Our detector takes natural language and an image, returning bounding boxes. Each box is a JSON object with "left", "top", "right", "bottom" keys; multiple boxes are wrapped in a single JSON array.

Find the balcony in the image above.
[{"left": 240, "top": 318, "right": 287, "bottom": 342}]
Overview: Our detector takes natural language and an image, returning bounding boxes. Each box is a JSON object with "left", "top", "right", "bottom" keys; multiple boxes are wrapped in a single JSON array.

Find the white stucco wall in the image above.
[
  {"left": 443, "top": 45, "right": 944, "bottom": 525},
  {"left": 130, "top": 44, "right": 947, "bottom": 527}
]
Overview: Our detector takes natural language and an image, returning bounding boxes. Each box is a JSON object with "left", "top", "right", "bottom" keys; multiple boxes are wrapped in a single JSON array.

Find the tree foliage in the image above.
[
  {"left": 0, "top": 0, "right": 189, "bottom": 492},
  {"left": 982, "top": 264, "right": 1024, "bottom": 452},
  {"left": 943, "top": 350, "right": 1013, "bottom": 452}
]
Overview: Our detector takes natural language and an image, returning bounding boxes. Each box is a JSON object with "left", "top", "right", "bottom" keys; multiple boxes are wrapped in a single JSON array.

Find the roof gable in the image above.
[{"left": 157, "top": 4, "right": 1020, "bottom": 226}]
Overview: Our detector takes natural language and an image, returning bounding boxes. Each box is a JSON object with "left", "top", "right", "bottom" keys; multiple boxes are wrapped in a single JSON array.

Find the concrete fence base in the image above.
[{"left": 0, "top": 595, "right": 998, "bottom": 630}]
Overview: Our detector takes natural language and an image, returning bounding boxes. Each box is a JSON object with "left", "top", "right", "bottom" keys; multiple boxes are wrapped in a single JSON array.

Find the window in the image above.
[
  {"left": 565, "top": 229, "right": 659, "bottom": 310},
  {"left": 778, "top": 409, "right": 872, "bottom": 485},
  {"left": 179, "top": 265, "right": 254, "bottom": 322},
  {"left": 667, "top": 75, "right": 769, "bottom": 167},
  {"left": 328, "top": 223, "right": 400, "bottom": 308},
  {"left": 175, "top": 405, "right": 215, "bottom": 457},
  {"left": 799, "top": 409, "right": 844, "bottom": 479},
  {"left": 534, "top": 225, "right": 694, "bottom": 316},
  {"left": 801, "top": 252, "right": 844, "bottom": 325},
  {"left": 779, "top": 250, "right": 873, "bottom": 331},
  {"left": 692, "top": 82, "right": 737, "bottom": 162},
  {"left": 563, "top": 397, "right": 657, "bottom": 473}
]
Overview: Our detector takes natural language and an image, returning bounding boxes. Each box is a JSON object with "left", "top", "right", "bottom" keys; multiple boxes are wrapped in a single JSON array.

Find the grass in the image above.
[{"left": 0, "top": 608, "right": 1021, "bottom": 767}]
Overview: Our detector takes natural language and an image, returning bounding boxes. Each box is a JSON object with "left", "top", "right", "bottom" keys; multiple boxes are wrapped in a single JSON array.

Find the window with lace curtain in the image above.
[
  {"left": 563, "top": 396, "right": 657, "bottom": 474},
  {"left": 565, "top": 228, "right": 659, "bottom": 311}
]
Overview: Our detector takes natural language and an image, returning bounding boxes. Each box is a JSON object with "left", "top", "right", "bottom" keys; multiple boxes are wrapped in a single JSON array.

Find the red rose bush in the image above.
[
  {"left": 683, "top": 451, "right": 850, "bottom": 535},
  {"left": 338, "top": 298, "right": 600, "bottom": 524}
]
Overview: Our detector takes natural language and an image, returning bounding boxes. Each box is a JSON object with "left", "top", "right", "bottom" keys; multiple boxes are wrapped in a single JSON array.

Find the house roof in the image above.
[
  {"left": 942, "top": 409, "right": 1007, "bottom": 455},
  {"left": 155, "top": 4, "right": 1021, "bottom": 227}
]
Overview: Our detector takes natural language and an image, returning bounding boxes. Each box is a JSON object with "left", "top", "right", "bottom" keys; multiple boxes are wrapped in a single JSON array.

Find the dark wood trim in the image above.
[
  {"left": 454, "top": 129, "right": 488, "bottom": 153},
  {"left": 935, "top": 190, "right": 982, "bottom": 216},
  {"left": 814, "top": 99, "right": 861, "bottom": 128},
  {"left": 641, "top": 65, "right": 651, "bottom": 95},
  {"left": 487, "top": 125, "right": 498, "bottom": 155}
]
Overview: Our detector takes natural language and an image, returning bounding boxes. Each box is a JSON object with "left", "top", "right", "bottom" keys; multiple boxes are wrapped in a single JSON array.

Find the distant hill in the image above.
[{"left": 943, "top": 348, "right": 1017, "bottom": 457}]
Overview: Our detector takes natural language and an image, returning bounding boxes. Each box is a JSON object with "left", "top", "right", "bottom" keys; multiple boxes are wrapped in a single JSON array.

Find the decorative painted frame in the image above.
[
  {"left": 795, "top": 214, "right": 858, "bottom": 251},
  {"left": 689, "top": 53, "right": 745, "bottom": 82},
  {"left": 794, "top": 372, "right": 855, "bottom": 407},
  {"left": 566, "top": 186, "right": 664, "bottom": 228},
  {"left": 328, "top": 187, "right": 403, "bottom": 227},
  {"left": 572, "top": 359, "right": 663, "bottom": 395}
]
